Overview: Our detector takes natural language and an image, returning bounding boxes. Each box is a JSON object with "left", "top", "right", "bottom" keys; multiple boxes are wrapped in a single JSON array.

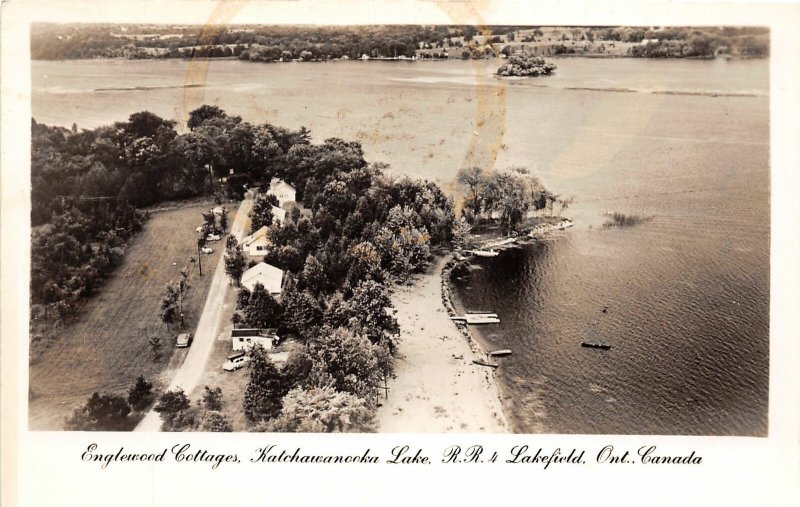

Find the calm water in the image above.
[{"left": 33, "top": 57, "right": 770, "bottom": 435}]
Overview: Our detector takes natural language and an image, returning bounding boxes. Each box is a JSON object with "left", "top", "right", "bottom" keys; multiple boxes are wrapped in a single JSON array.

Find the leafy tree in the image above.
[
  {"left": 308, "top": 328, "right": 387, "bottom": 401},
  {"left": 249, "top": 193, "right": 280, "bottom": 233},
  {"left": 374, "top": 205, "right": 431, "bottom": 280},
  {"left": 283, "top": 348, "right": 315, "bottom": 387},
  {"left": 242, "top": 283, "right": 283, "bottom": 329},
  {"left": 200, "top": 411, "right": 233, "bottom": 432},
  {"left": 451, "top": 216, "right": 472, "bottom": 249},
  {"left": 457, "top": 166, "right": 485, "bottom": 217},
  {"left": 160, "top": 282, "right": 180, "bottom": 330},
  {"left": 267, "top": 387, "right": 376, "bottom": 432},
  {"left": 281, "top": 287, "right": 324, "bottom": 337},
  {"left": 243, "top": 345, "right": 289, "bottom": 422},
  {"left": 147, "top": 332, "right": 162, "bottom": 362},
  {"left": 64, "top": 392, "right": 131, "bottom": 431},
  {"left": 299, "top": 254, "right": 328, "bottom": 294},
  {"left": 154, "top": 388, "right": 191, "bottom": 428},
  {"left": 342, "top": 280, "right": 399, "bottom": 345},
  {"left": 346, "top": 241, "right": 383, "bottom": 286},
  {"left": 224, "top": 238, "right": 247, "bottom": 285},
  {"left": 188, "top": 105, "right": 228, "bottom": 130},
  {"left": 201, "top": 385, "right": 224, "bottom": 411},
  {"left": 127, "top": 375, "right": 154, "bottom": 411}
]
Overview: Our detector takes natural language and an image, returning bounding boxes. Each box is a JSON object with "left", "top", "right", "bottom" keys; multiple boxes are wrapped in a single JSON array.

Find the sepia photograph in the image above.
[{"left": 25, "top": 20, "right": 771, "bottom": 436}]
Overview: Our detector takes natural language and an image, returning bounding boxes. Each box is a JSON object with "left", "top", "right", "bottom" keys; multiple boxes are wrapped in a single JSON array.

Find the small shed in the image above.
[{"left": 231, "top": 328, "right": 279, "bottom": 351}]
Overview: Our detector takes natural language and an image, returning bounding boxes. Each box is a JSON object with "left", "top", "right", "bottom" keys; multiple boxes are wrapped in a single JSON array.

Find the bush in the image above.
[{"left": 64, "top": 392, "right": 132, "bottom": 431}]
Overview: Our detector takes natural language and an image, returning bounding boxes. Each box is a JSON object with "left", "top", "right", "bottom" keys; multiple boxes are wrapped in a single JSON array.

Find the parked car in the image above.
[
  {"left": 195, "top": 226, "right": 204, "bottom": 233},
  {"left": 175, "top": 333, "right": 193, "bottom": 348},
  {"left": 201, "top": 246, "right": 213, "bottom": 254},
  {"left": 223, "top": 352, "right": 250, "bottom": 371},
  {"left": 206, "top": 233, "right": 221, "bottom": 241}
]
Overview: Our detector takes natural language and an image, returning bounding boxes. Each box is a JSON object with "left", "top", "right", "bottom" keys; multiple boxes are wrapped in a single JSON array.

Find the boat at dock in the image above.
[
  {"left": 450, "top": 314, "right": 501, "bottom": 324},
  {"left": 466, "top": 249, "right": 500, "bottom": 258},
  {"left": 581, "top": 342, "right": 611, "bottom": 350},
  {"left": 488, "top": 349, "right": 512, "bottom": 357}
]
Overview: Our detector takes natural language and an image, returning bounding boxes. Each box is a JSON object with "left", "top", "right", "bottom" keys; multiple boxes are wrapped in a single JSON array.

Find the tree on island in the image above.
[{"left": 496, "top": 55, "right": 557, "bottom": 77}]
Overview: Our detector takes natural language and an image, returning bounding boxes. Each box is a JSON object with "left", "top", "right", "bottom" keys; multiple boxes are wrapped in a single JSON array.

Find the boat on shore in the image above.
[
  {"left": 581, "top": 341, "right": 611, "bottom": 350},
  {"left": 488, "top": 349, "right": 512, "bottom": 357},
  {"left": 472, "top": 359, "right": 499, "bottom": 369}
]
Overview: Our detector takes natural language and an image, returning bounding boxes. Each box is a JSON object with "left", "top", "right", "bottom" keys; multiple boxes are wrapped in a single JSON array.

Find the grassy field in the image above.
[{"left": 28, "top": 201, "right": 239, "bottom": 430}]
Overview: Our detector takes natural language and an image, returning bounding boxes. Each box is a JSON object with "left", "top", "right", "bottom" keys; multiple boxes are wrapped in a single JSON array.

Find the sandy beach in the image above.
[{"left": 377, "top": 256, "right": 509, "bottom": 433}]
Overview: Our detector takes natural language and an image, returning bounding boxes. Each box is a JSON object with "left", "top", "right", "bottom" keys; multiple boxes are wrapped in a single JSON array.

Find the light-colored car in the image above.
[
  {"left": 175, "top": 333, "right": 192, "bottom": 348},
  {"left": 201, "top": 246, "right": 213, "bottom": 254},
  {"left": 223, "top": 352, "right": 250, "bottom": 371},
  {"left": 206, "top": 233, "right": 221, "bottom": 242},
  {"left": 195, "top": 226, "right": 204, "bottom": 233}
]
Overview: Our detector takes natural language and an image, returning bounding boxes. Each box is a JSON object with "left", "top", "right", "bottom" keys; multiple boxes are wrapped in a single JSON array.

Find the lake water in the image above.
[{"left": 33, "top": 57, "right": 770, "bottom": 435}]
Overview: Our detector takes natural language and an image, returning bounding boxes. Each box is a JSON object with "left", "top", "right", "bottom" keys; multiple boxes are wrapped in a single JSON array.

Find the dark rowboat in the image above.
[{"left": 581, "top": 342, "right": 611, "bottom": 350}]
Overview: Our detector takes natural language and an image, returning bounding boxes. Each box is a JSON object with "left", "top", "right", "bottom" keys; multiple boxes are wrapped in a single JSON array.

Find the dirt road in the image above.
[{"left": 136, "top": 198, "right": 252, "bottom": 431}]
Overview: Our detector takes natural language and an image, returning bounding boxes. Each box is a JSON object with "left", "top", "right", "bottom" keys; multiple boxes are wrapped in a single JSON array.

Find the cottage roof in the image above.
[
  {"left": 272, "top": 206, "right": 287, "bottom": 223},
  {"left": 269, "top": 178, "right": 296, "bottom": 193},
  {"left": 241, "top": 262, "right": 284, "bottom": 294},
  {"left": 242, "top": 225, "right": 269, "bottom": 246}
]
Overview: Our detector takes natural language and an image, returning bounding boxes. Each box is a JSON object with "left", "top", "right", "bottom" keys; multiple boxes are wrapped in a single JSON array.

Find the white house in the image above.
[
  {"left": 267, "top": 178, "right": 297, "bottom": 207},
  {"left": 231, "top": 328, "right": 278, "bottom": 351},
  {"left": 241, "top": 225, "right": 270, "bottom": 257},
  {"left": 271, "top": 205, "right": 287, "bottom": 225},
  {"left": 241, "top": 261, "right": 284, "bottom": 296}
]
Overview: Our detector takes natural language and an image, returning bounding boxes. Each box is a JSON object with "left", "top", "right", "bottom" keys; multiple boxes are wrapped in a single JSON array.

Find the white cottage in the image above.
[
  {"left": 241, "top": 225, "right": 270, "bottom": 257},
  {"left": 271, "top": 205, "right": 287, "bottom": 225},
  {"left": 231, "top": 328, "right": 278, "bottom": 351},
  {"left": 267, "top": 178, "right": 296, "bottom": 207},
  {"left": 241, "top": 261, "right": 284, "bottom": 296}
]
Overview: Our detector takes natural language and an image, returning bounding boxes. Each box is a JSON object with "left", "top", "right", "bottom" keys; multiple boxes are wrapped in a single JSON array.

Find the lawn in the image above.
[{"left": 28, "top": 201, "right": 239, "bottom": 430}]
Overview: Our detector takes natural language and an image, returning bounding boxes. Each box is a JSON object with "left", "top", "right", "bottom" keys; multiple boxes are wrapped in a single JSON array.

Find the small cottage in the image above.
[
  {"left": 231, "top": 328, "right": 279, "bottom": 351},
  {"left": 241, "top": 225, "right": 270, "bottom": 257},
  {"left": 241, "top": 261, "right": 284, "bottom": 296},
  {"left": 267, "top": 178, "right": 297, "bottom": 207}
]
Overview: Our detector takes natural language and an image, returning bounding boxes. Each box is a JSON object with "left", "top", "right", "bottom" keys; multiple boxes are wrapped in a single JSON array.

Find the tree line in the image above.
[{"left": 31, "top": 24, "right": 453, "bottom": 61}]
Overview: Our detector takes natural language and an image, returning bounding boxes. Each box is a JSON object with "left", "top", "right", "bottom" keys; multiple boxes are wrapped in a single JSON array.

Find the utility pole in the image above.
[{"left": 196, "top": 234, "right": 206, "bottom": 276}]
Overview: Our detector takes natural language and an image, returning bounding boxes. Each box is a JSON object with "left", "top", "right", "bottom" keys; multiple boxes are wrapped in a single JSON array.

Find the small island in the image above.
[{"left": 496, "top": 55, "right": 557, "bottom": 77}]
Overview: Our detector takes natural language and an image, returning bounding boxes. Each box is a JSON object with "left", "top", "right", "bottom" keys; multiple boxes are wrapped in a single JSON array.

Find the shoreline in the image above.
[
  {"left": 376, "top": 218, "right": 573, "bottom": 433},
  {"left": 376, "top": 256, "right": 509, "bottom": 433}
]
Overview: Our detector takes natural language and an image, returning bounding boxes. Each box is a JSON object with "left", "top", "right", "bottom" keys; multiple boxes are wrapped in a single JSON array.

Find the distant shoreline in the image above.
[{"left": 31, "top": 54, "right": 767, "bottom": 64}]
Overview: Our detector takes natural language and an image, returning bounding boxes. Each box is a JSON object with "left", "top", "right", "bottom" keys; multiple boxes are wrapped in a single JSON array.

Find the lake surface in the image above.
[{"left": 33, "top": 57, "right": 770, "bottom": 435}]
